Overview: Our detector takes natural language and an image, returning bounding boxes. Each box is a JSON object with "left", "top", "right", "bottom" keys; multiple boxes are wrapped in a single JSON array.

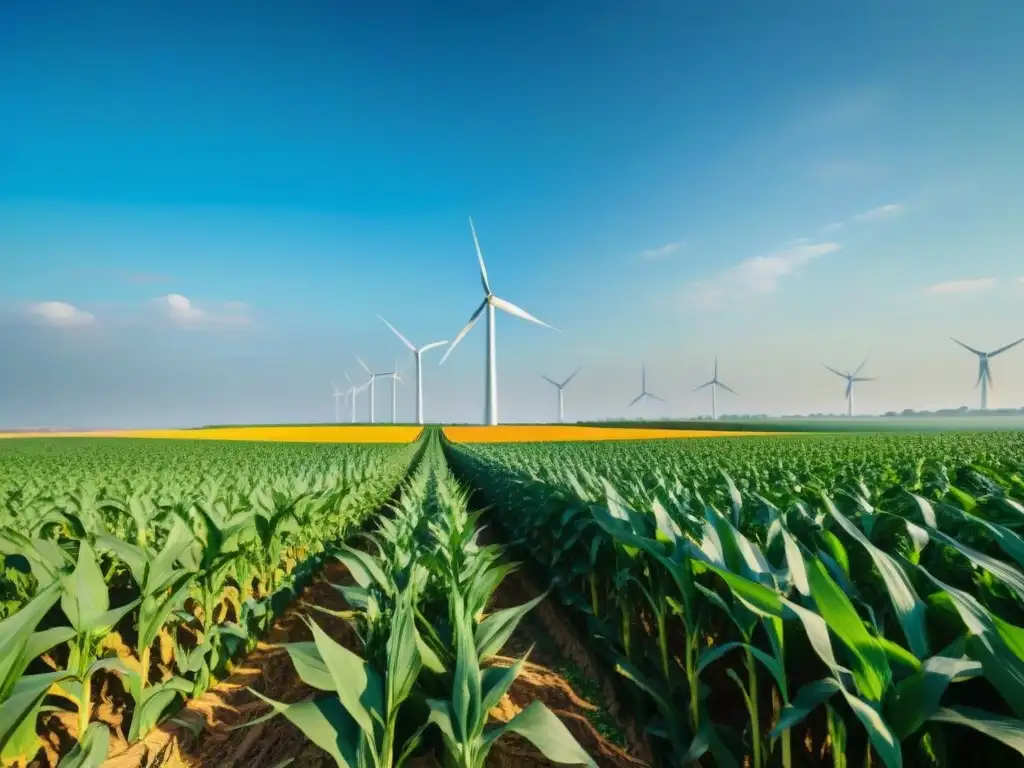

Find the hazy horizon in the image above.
[{"left": 3, "top": 2, "right": 1023, "bottom": 428}]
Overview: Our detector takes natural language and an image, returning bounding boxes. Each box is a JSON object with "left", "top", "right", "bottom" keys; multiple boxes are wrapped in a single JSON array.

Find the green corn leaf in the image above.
[
  {"left": 806, "top": 557, "right": 890, "bottom": 705},
  {"left": 56, "top": 722, "right": 110, "bottom": 768},
  {"left": 307, "top": 617, "right": 384, "bottom": 740},
  {"left": 929, "top": 705, "right": 1024, "bottom": 757},
  {"left": 475, "top": 591, "right": 547, "bottom": 662},
  {"left": 482, "top": 700, "right": 597, "bottom": 767}
]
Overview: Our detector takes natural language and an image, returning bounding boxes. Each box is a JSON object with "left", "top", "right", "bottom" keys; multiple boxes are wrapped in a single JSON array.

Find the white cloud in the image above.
[
  {"left": 641, "top": 241, "right": 684, "bottom": 261},
  {"left": 853, "top": 203, "right": 904, "bottom": 222},
  {"left": 156, "top": 294, "right": 249, "bottom": 328},
  {"left": 27, "top": 301, "right": 96, "bottom": 327},
  {"left": 819, "top": 221, "right": 844, "bottom": 234},
  {"left": 162, "top": 293, "right": 205, "bottom": 324},
  {"left": 688, "top": 241, "right": 840, "bottom": 308},
  {"left": 925, "top": 278, "right": 997, "bottom": 296}
]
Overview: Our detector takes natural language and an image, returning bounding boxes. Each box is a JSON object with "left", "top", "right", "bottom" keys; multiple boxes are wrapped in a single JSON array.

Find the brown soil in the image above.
[
  {"left": 99, "top": 560, "right": 361, "bottom": 768},
  {"left": 85, "top": 557, "right": 647, "bottom": 768},
  {"left": 477, "top": 528, "right": 654, "bottom": 768}
]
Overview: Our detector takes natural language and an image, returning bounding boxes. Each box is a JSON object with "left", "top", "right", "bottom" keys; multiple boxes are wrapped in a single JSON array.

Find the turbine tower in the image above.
[
  {"left": 356, "top": 356, "right": 391, "bottom": 425},
  {"left": 440, "top": 217, "right": 557, "bottom": 425},
  {"left": 330, "top": 381, "right": 345, "bottom": 423},
  {"left": 345, "top": 372, "right": 369, "bottom": 423},
  {"left": 382, "top": 360, "right": 404, "bottom": 423},
  {"left": 823, "top": 359, "right": 875, "bottom": 417},
  {"left": 693, "top": 358, "right": 737, "bottom": 420},
  {"left": 952, "top": 337, "right": 1024, "bottom": 410},
  {"left": 541, "top": 367, "right": 582, "bottom": 424},
  {"left": 628, "top": 362, "right": 668, "bottom": 415},
  {"left": 377, "top": 315, "right": 447, "bottom": 424}
]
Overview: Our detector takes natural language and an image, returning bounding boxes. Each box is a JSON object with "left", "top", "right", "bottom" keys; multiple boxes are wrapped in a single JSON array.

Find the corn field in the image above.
[
  {"left": 445, "top": 431, "right": 1024, "bottom": 767},
  {"left": 3, "top": 429, "right": 1024, "bottom": 767}
]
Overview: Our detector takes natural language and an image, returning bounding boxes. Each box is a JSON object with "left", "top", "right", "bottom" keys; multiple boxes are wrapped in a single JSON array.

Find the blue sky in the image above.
[{"left": 2, "top": 1, "right": 1024, "bottom": 426}]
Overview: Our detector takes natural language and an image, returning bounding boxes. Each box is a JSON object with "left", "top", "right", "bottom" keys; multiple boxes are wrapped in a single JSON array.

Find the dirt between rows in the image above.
[{"left": 92, "top": 555, "right": 648, "bottom": 768}]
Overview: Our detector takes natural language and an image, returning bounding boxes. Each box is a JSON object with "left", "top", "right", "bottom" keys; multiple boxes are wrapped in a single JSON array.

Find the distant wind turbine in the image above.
[
  {"left": 541, "top": 367, "right": 582, "bottom": 424},
  {"left": 357, "top": 356, "right": 392, "bottom": 424},
  {"left": 693, "top": 358, "right": 737, "bottom": 420},
  {"left": 377, "top": 315, "right": 447, "bottom": 425},
  {"left": 823, "top": 359, "right": 875, "bottom": 417},
  {"left": 382, "top": 360, "right": 404, "bottom": 423},
  {"left": 629, "top": 362, "right": 668, "bottom": 413},
  {"left": 440, "top": 217, "right": 557, "bottom": 425},
  {"left": 345, "top": 371, "right": 368, "bottom": 423},
  {"left": 951, "top": 337, "right": 1024, "bottom": 410}
]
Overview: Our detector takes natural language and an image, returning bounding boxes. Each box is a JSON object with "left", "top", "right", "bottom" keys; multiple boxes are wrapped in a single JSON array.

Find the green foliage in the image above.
[{"left": 446, "top": 430, "right": 1024, "bottom": 767}]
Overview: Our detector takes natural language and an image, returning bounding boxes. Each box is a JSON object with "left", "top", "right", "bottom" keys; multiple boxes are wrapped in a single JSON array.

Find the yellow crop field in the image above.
[
  {"left": 0, "top": 425, "right": 423, "bottom": 443},
  {"left": 442, "top": 425, "right": 773, "bottom": 443}
]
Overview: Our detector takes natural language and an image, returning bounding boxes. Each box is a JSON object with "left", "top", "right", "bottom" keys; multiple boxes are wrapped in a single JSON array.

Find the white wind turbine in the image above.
[
  {"left": 693, "top": 358, "right": 737, "bottom": 420},
  {"left": 439, "top": 217, "right": 557, "bottom": 425},
  {"left": 823, "top": 359, "right": 875, "bottom": 417},
  {"left": 377, "top": 314, "right": 447, "bottom": 425},
  {"left": 951, "top": 337, "right": 1024, "bottom": 410},
  {"left": 381, "top": 360, "right": 404, "bottom": 423},
  {"left": 356, "top": 356, "right": 391, "bottom": 425},
  {"left": 541, "top": 367, "right": 582, "bottom": 424},
  {"left": 330, "top": 381, "right": 345, "bottom": 423},
  {"left": 345, "top": 372, "right": 368, "bottom": 423},
  {"left": 628, "top": 362, "right": 668, "bottom": 415}
]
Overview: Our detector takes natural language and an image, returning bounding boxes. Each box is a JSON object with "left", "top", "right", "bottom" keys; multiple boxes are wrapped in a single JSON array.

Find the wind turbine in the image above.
[
  {"left": 823, "top": 359, "right": 875, "bottom": 417},
  {"left": 330, "top": 381, "right": 345, "bottom": 424},
  {"left": 951, "top": 337, "right": 1024, "bottom": 410},
  {"left": 693, "top": 358, "right": 737, "bottom": 420},
  {"left": 377, "top": 315, "right": 447, "bottom": 425},
  {"left": 345, "top": 372, "right": 368, "bottom": 423},
  {"left": 439, "top": 218, "right": 557, "bottom": 425},
  {"left": 628, "top": 362, "right": 667, "bottom": 415},
  {"left": 356, "top": 356, "right": 392, "bottom": 425},
  {"left": 381, "top": 360, "right": 404, "bottom": 423},
  {"left": 541, "top": 367, "right": 582, "bottom": 424}
]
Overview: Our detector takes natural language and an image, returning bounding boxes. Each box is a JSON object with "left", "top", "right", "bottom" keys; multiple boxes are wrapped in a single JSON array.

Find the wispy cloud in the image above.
[
  {"left": 816, "top": 202, "right": 905, "bottom": 235},
  {"left": 26, "top": 301, "right": 97, "bottom": 327},
  {"left": 156, "top": 294, "right": 249, "bottom": 328},
  {"left": 640, "top": 241, "right": 685, "bottom": 261},
  {"left": 852, "top": 203, "right": 904, "bottom": 222},
  {"left": 688, "top": 241, "right": 840, "bottom": 308},
  {"left": 925, "top": 278, "right": 997, "bottom": 296}
]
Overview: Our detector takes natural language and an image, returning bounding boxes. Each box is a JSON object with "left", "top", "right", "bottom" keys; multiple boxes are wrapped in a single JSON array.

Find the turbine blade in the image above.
[
  {"left": 628, "top": 393, "right": 645, "bottom": 407},
  {"left": 845, "top": 380, "right": 853, "bottom": 399},
  {"left": 561, "top": 367, "right": 582, "bottom": 387},
  {"left": 694, "top": 380, "right": 713, "bottom": 392},
  {"left": 822, "top": 364, "right": 848, "bottom": 379},
  {"left": 490, "top": 295, "right": 558, "bottom": 331},
  {"left": 377, "top": 314, "right": 416, "bottom": 351},
  {"left": 419, "top": 340, "right": 448, "bottom": 354},
  {"left": 719, "top": 382, "right": 738, "bottom": 396},
  {"left": 853, "top": 377, "right": 876, "bottom": 382},
  {"left": 541, "top": 375, "right": 560, "bottom": 388},
  {"left": 469, "top": 216, "right": 491, "bottom": 295},
  {"left": 951, "top": 338, "right": 984, "bottom": 356},
  {"left": 990, "top": 337, "right": 1024, "bottom": 357},
  {"left": 356, "top": 355, "right": 371, "bottom": 374},
  {"left": 344, "top": 371, "right": 355, "bottom": 386},
  {"left": 649, "top": 393, "right": 668, "bottom": 404},
  {"left": 852, "top": 358, "right": 868, "bottom": 377},
  {"left": 439, "top": 298, "right": 487, "bottom": 365}
]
